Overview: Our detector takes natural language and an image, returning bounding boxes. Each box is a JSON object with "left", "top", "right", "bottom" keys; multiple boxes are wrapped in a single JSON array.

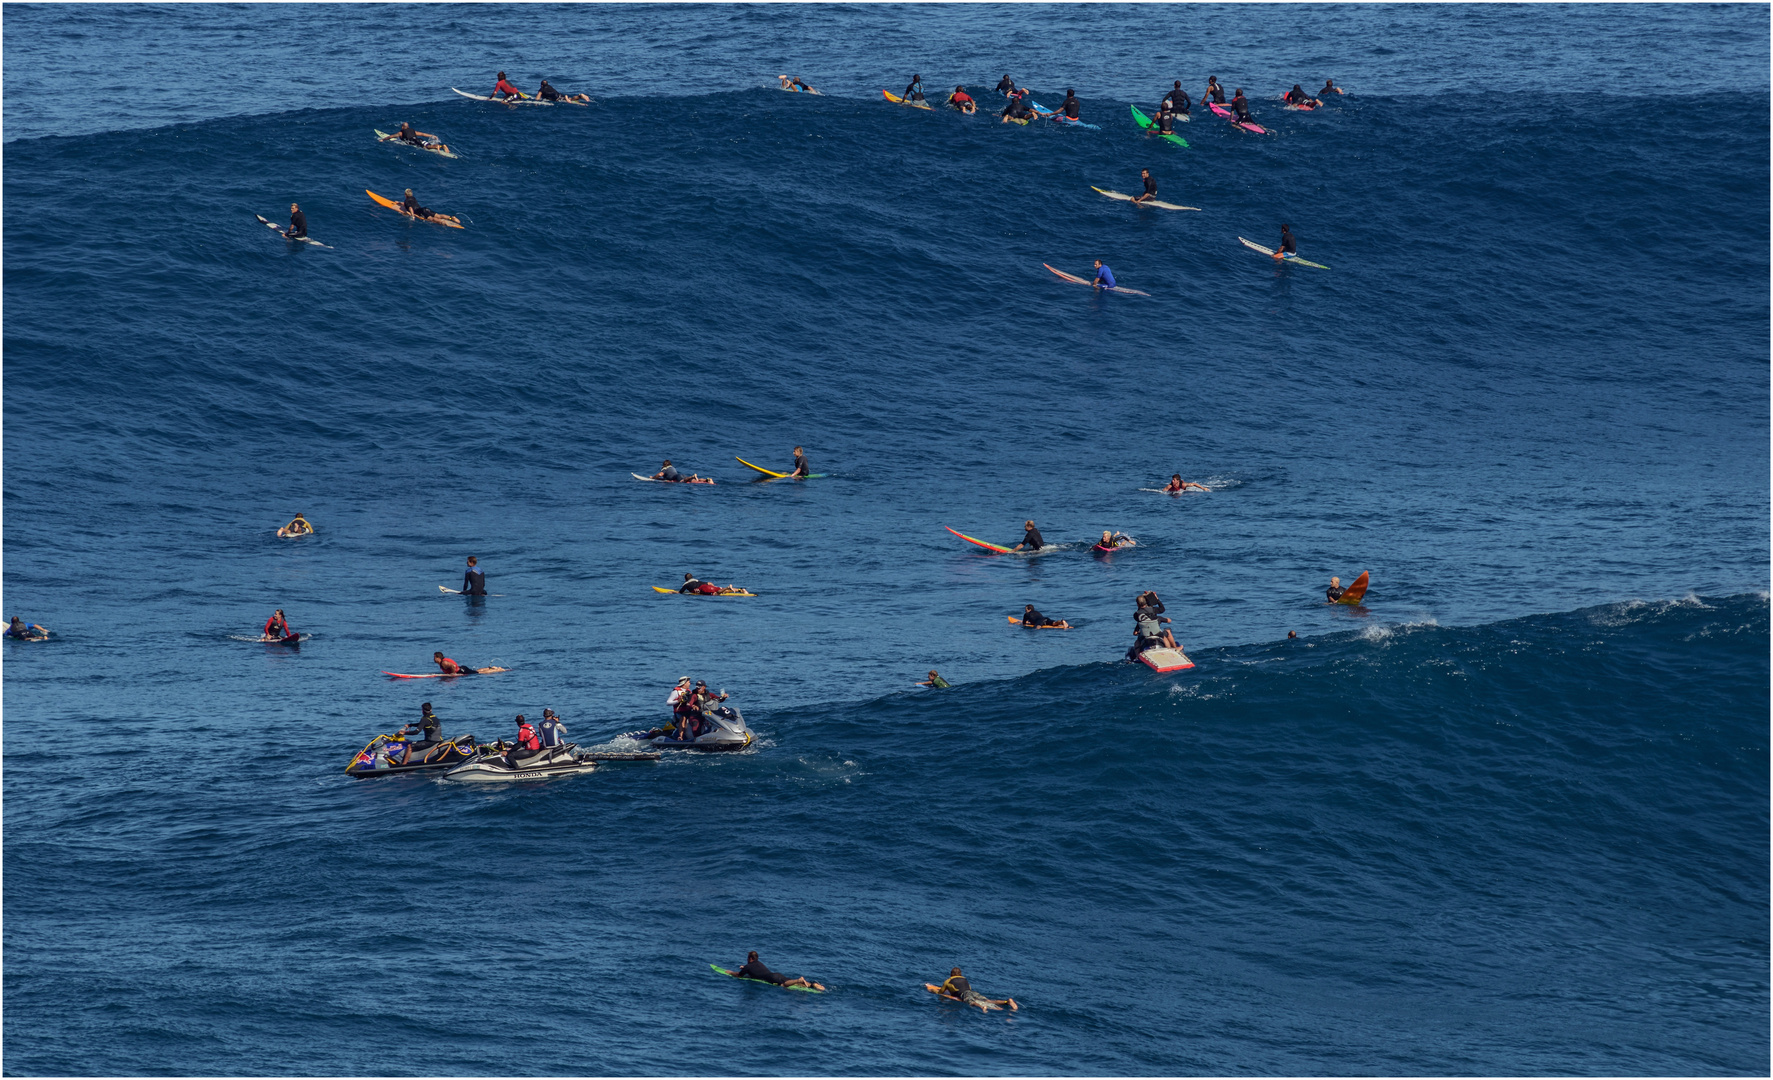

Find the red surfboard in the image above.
[
  {"left": 945, "top": 527, "right": 1013, "bottom": 553},
  {"left": 1334, "top": 571, "right": 1369, "bottom": 605}
]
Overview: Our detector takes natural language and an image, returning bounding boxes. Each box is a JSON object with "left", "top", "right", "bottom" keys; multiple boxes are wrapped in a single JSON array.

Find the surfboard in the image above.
[
  {"left": 1237, "top": 237, "right": 1329, "bottom": 269},
  {"left": 735, "top": 457, "right": 824, "bottom": 479},
  {"left": 713, "top": 963, "right": 824, "bottom": 992},
  {"left": 1334, "top": 570, "right": 1370, "bottom": 605},
  {"left": 1043, "top": 263, "right": 1151, "bottom": 297},
  {"left": 632, "top": 473, "right": 715, "bottom": 484},
  {"left": 382, "top": 667, "right": 508, "bottom": 679},
  {"left": 1051, "top": 115, "right": 1101, "bottom": 130},
  {"left": 883, "top": 90, "right": 932, "bottom": 110},
  {"left": 1091, "top": 187, "right": 1199, "bottom": 211},
  {"left": 374, "top": 129, "right": 458, "bottom": 158},
  {"left": 1138, "top": 648, "right": 1194, "bottom": 673},
  {"left": 255, "top": 214, "right": 330, "bottom": 247},
  {"left": 1207, "top": 101, "right": 1267, "bottom": 133},
  {"left": 653, "top": 586, "right": 757, "bottom": 596},
  {"left": 451, "top": 87, "right": 552, "bottom": 106},
  {"left": 1008, "top": 615, "right": 1070, "bottom": 629},
  {"left": 1129, "top": 105, "right": 1189, "bottom": 148},
  {"left": 945, "top": 527, "right": 1013, "bottom": 553},
  {"left": 779, "top": 81, "right": 823, "bottom": 95},
  {"left": 366, "top": 190, "right": 464, "bottom": 229}
]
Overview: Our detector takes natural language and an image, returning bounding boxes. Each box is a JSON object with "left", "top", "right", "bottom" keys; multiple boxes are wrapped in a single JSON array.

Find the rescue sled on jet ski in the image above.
[
  {"left": 345, "top": 732, "right": 480, "bottom": 777},
  {"left": 625, "top": 704, "right": 754, "bottom": 751}
]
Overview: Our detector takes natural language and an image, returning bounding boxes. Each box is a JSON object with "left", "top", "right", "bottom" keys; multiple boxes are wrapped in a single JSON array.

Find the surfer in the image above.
[
  {"left": 778, "top": 75, "right": 812, "bottom": 92},
  {"left": 1320, "top": 78, "right": 1344, "bottom": 96},
  {"left": 733, "top": 951, "right": 825, "bottom": 991},
  {"left": 902, "top": 74, "right": 925, "bottom": 103},
  {"left": 1153, "top": 105, "right": 1178, "bottom": 136},
  {"left": 1133, "top": 169, "right": 1159, "bottom": 204},
  {"left": 284, "top": 203, "right": 307, "bottom": 239},
  {"left": 919, "top": 670, "right": 951, "bottom": 688},
  {"left": 1057, "top": 88, "right": 1081, "bottom": 120},
  {"left": 791, "top": 446, "right": 810, "bottom": 477},
  {"left": 399, "top": 189, "right": 437, "bottom": 221},
  {"left": 1163, "top": 80, "right": 1192, "bottom": 116},
  {"left": 1230, "top": 88, "right": 1255, "bottom": 124},
  {"left": 947, "top": 86, "right": 976, "bottom": 113},
  {"left": 261, "top": 609, "right": 293, "bottom": 641},
  {"left": 1273, "top": 224, "right": 1299, "bottom": 261},
  {"left": 492, "top": 71, "right": 527, "bottom": 101},
  {"left": 995, "top": 74, "right": 1017, "bottom": 96},
  {"left": 536, "top": 79, "right": 589, "bottom": 103},
  {"left": 1022, "top": 604, "right": 1070, "bottom": 629},
  {"left": 432, "top": 652, "right": 488, "bottom": 675},
  {"left": 1326, "top": 576, "right": 1346, "bottom": 603},
  {"left": 1091, "top": 260, "right": 1116, "bottom": 291},
  {"left": 6, "top": 616, "right": 48, "bottom": 641},
  {"left": 391, "top": 122, "right": 449, "bottom": 153},
  {"left": 462, "top": 556, "right": 486, "bottom": 596},
  {"left": 1001, "top": 95, "right": 1035, "bottom": 123},
  {"left": 1201, "top": 76, "right": 1226, "bottom": 105},
  {"left": 932, "top": 967, "right": 1017, "bottom": 1012},
  {"left": 1164, "top": 474, "right": 1209, "bottom": 493},
  {"left": 1284, "top": 84, "right": 1320, "bottom": 108},
  {"left": 277, "top": 513, "right": 313, "bottom": 537},
  {"left": 1013, "top": 519, "right": 1044, "bottom": 551},
  {"left": 1097, "top": 530, "right": 1134, "bottom": 549}
]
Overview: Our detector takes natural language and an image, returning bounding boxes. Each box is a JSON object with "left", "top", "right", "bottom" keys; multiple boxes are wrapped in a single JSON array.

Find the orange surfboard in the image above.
[{"left": 1335, "top": 571, "right": 1370, "bottom": 605}]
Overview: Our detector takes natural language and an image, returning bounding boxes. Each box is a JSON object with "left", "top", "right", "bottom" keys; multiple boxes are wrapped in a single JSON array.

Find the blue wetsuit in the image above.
[{"left": 1094, "top": 265, "right": 1116, "bottom": 289}]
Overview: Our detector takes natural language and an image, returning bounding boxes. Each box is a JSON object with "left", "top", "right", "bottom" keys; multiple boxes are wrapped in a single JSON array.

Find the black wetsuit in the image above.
[
  {"left": 401, "top": 194, "right": 431, "bottom": 218},
  {"left": 1205, "top": 83, "right": 1225, "bottom": 104},
  {"left": 1062, "top": 95, "right": 1079, "bottom": 119},
  {"left": 1155, "top": 108, "right": 1176, "bottom": 134},
  {"left": 1143, "top": 174, "right": 1159, "bottom": 198},
  {"left": 396, "top": 127, "right": 424, "bottom": 145},
  {"left": 1231, "top": 96, "right": 1252, "bottom": 122},
  {"left": 996, "top": 76, "right": 1016, "bottom": 95},
  {"left": 1006, "top": 98, "right": 1034, "bottom": 120},
  {"left": 288, "top": 210, "right": 307, "bottom": 238},
  {"left": 1285, "top": 88, "right": 1310, "bottom": 105},
  {"left": 1021, "top": 527, "right": 1043, "bottom": 549},
  {"left": 1165, "top": 88, "right": 1191, "bottom": 115},
  {"left": 538, "top": 82, "right": 562, "bottom": 101},
  {"left": 680, "top": 578, "right": 705, "bottom": 594},
  {"left": 1326, "top": 584, "right": 1346, "bottom": 602},
  {"left": 463, "top": 568, "right": 486, "bottom": 595},
  {"left": 792, "top": 453, "right": 809, "bottom": 477},
  {"left": 1279, "top": 230, "right": 1298, "bottom": 255},
  {"left": 904, "top": 79, "right": 924, "bottom": 102},
  {"left": 1023, "top": 609, "right": 1052, "bottom": 628},
  {"left": 738, "top": 959, "right": 789, "bottom": 985}
]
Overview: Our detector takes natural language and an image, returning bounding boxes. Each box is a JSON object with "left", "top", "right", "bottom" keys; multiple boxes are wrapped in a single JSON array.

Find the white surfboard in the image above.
[
  {"left": 1139, "top": 647, "right": 1195, "bottom": 673},
  {"left": 1238, "top": 236, "right": 1329, "bottom": 269},
  {"left": 255, "top": 214, "right": 329, "bottom": 247},
  {"left": 451, "top": 87, "right": 552, "bottom": 106},
  {"left": 1091, "top": 187, "right": 1199, "bottom": 211}
]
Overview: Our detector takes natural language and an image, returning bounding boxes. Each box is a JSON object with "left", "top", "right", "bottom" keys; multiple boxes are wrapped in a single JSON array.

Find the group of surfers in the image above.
[
  {"left": 724, "top": 953, "right": 1018, "bottom": 1011},
  {"left": 650, "top": 446, "right": 813, "bottom": 484},
  {"left": 490, "top": 71, "right": 591, "bottom": 104},
  {"left": 882, "top": 72, "right": 1343, "bottom": 131}
]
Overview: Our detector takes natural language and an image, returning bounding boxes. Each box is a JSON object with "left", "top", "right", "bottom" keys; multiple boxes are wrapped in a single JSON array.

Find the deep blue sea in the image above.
[{"left": 4, "top": 4, "right": 1768, "bottom": 1075}]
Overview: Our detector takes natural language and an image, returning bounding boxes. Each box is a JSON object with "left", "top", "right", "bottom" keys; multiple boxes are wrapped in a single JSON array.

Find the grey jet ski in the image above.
[
  {"left": 443, "top": 743, "right": 601, "bottom": 782},
  {"left": 626, "top": 704, "right": 754, "bottom": 751}
]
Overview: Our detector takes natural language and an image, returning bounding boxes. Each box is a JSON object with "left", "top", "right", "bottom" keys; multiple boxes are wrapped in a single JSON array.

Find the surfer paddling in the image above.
[
  {"left": 277, "top": 512, "right": 314, "bottom": 537},
  {"left": 1164, "top": 474, "right": 1209, "bottom": 493},
  {"left": 650, "top": 459, "right": 711, "bottom": 483},
  {"left": 536, "top": 79, "right": 589, "bottom": 103},
  {"left": 433, "top": 651, "right": 496, "bottom": 675},
  {"left": 947, "top": 86, "right": 975, "bottom": 113},
  {"left": 926, "top": 967, "right": 1017, "bottom": 1012},
  {"left": 491, "top": 71, "right": 528, "bottom": 101},
  {"left": 1021, "top": 604, "right": 1070, "bottom": 629},
  {"left": 730, "top": 951, "right": 825, "bottom": 991}
]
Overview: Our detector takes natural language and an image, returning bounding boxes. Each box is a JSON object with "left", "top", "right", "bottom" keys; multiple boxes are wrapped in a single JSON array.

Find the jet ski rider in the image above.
[
  {"left": 538, "top": 709, "right": 567, "bottom": 748},
  {"left": 503, "top": 715, "right": 542, "bottom": 767}
]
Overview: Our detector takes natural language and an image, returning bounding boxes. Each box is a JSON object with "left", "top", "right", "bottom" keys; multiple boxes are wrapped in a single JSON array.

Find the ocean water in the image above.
[{"left": 3, "top": 4, "right": 1767, "bottom": 1075}]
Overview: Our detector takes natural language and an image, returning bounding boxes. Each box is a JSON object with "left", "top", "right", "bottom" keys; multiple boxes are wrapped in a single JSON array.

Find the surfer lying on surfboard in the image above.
[
  {"left": 277, "top": 512, "right": 314, "bottom": 537},
  {"left": 926, "top": 968, "right": 1017, "bottom": 1012},
  {"left": 650, "top": 459, "right": 712, "bottom": 484},
  {"left": 1021, "top": 604, "right": 1070, "bottom": 629},
  {"left": 1164, "top": 474, "right": 1210, "bottom": 493},
  {"left": 433, "top": 651, "right": 495, "bottom": 675},
  {"left": 536, "top": 79, "right": 590, "bottom": 103}
]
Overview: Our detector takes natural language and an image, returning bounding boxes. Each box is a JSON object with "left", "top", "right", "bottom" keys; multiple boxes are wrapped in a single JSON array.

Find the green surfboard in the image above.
[
  {"left": 1130, "top": 105, "right": 1188, "bottom": 148},
  {"left": 711, "top": 963, "right": 825, "bottom": 993}
]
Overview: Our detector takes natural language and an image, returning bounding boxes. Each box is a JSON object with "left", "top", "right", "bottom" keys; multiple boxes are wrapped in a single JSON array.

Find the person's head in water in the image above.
[
  {"left": 1288, "top": 631, "right": 1298, "bottom": 639},
  {"left": 950, "top": 967, "right": 963, "bottom": 976},
  {"left": 748, "top": 951, "right": 760, "bottom": 962}
]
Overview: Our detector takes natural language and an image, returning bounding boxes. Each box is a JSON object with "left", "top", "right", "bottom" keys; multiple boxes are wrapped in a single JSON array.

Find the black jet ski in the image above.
[
  {"left": 443, "top": 743, "right": 603, "bottom": 782},
  {"left": 345, "top": 733, "right": 479, "bottom": 777},
  {"left": 625, "top": 704, "right": 754, "bottom": 751}
]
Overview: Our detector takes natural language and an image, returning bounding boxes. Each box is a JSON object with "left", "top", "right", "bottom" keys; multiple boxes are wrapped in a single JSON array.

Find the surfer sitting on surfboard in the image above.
[
  {"left": 1163, "top": 81, "right": 1192, "bottom": 116},
  {"left": 1022, "top": 604, "right": 1070, "bottom": 629},
  {"left": 433, "top": 651, "right": 489, "bottom": 675},
  {"left": 462, "top": 556, "right": 486, "bottom": 596},
  {"left": 491, "top": 71, "right": 528, "bottom": 101},
  {"left": 790, "top": 446, "right": 811, "bottom": 477},
  {"left": 1013, "top": 520, "right": 1044, "bottom": 551},
  {"left": 278, "top": 513, "right": 313, "bottom": 536},
  {"left": 1164, "top": 474, "right": 1210, "bottom": 493},
  {"left": 261, "top": 609, "right": 294, "bottom": 641},
  {"left": 929, "top": 967, "right": 1017, "bottom": 1012},
  {"left": 1091, "top": 261, "right": 1117, "bottom": 291},
  {"left": 283, "top": 204, "right": 307, "bottom": 240},
  {"left": 901, "top": 74, "right": 925, "bottom": 103},
  {"left": 1202, "top": 76, "right": 1226, "bottom": 105},
  {"left": 1230, "top": 89, "right": 1258, "bottom": 126},
  {"left": 1153, "top": 106, "right": 1179, "bottom": 136},
  {"left": 734, "top": 951, "right": 825, "bottom": 991},
  {"left": 1133, "top": 170, "right": 1160, "bottom": 204},
  {"left": 1056, "top": 89, "right": 1082, "bottom": 121},
  {"left": 536, "top": 79, "right": 589, "bottom": 103},
  {"left": 1273, "top": 225, "right": 1300, "bottom": 261}
]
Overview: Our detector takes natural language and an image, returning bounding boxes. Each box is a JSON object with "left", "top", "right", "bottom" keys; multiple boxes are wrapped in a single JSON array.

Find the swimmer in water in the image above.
[
  {"left": 278, "top": 513, "right": 313, "bottom": 537},
  {"left": 918, "top": 670, "right": 950, "bottom": 688},
  {"left": 930, "top": 967, "right": 1018, "bottom": 1012}
]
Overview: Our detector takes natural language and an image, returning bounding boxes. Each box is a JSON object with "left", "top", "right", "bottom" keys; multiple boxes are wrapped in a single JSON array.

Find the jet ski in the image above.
[
  {"left": 626, "top": 704, "right": 754, "bottom": 751},
  {"left": 345, "top": 733, "right": 479, "bottom": 778},
  {"left": 442, "top": 743, "right": 602, "bottom": 782}
]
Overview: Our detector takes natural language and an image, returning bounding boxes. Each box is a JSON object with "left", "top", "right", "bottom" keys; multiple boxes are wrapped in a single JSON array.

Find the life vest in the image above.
[{"left": 516, "top": 724, "right": 540, "bottom": 751}]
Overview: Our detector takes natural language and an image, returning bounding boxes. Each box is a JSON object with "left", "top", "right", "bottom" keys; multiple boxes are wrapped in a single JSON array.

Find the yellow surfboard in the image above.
[{"left": 735, "top": 457, "right": 789, "bottom": 478}]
